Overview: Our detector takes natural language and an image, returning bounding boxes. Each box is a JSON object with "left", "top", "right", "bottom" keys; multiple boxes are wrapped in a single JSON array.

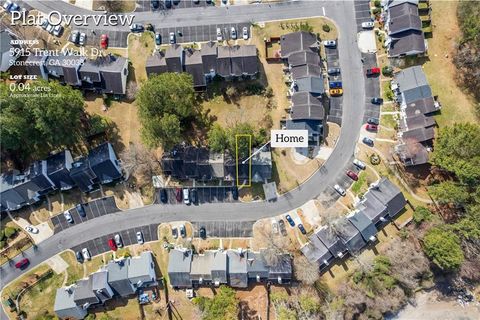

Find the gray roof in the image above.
[
  {"left": 168, "top": 249, "right": 193, "bottom": 287},
  {"left": 388, "top": 30, "right": 426, "bottom": 57},
  {"left": 291, "top": 92, "right": 325, "bottom": 120},
  {"left": 80, "top": 55, "right": 128, "bottom": 94},
  {"left": 246, "top": 251, "right": 269, "bottom": 279},
  {"left": 315, "top": 226, "right": 347, "bottom": 257},
  {"left": 266, "top": 252, "right": 292, "bottom": 280},
  {"left": 105, "top": 259, "right": 135, "bottom": 297},
  {"left": 73, "top": 278, "right": 98, "bottom": 305},
  {"left": 201, "top": 41, "right": 218, "bottom": 74},
  {"left": 226, "top": 250, "right": 248, "bottom": 287},
  {"left": 395, "top": 142, "right": 430, "bottom": 166},
  {"left": 394, "top": 66, "right": 428, "bottom": 91},
  {"left": 401, "top": 126, "right": 435, "bottom": 142},
  {"left": 388, "top": 0, "right": 419, "bottom": 9},
  {"left": 402, "top": 84, "right": 433, "bottom": 104},
  {"left": 389, "top": 2, "right": 419, "bottom": 18},
  {"left": 190, "top": 252, "right": 214, "bottom": 281},
  {"left": 358, "top": 192, "right": 388, "bottom": 225},
  {"left": 127, "top": 251, "right": 155, "bottom": 284},
  {"left": 285, "top": 119, "right": 322, "bottom": 145},
  {"left": 216, "top": 46, "right": 232, "bottom": 77},
  {"left": 348, "top": 211, "right": 378, "bottom": 242},
  {"left": 301, "top": 234, "right": 333, "bottom": 264},
  {"left": 0, "top": 170, "right": 26, "bottom": 212},
  {"left": 165, "top": 44, "right": 184, "bottom": 72},
  {"left": 251, "top": 149, "right": 272, "bottom": 182},
  {"left": 388, "top": 14, "right": 422, "bottom": 35},
  {"left": 211, "top": 251, "right": 228, "bottom": 284},
  {"left": 333, "top": 218, "right": 366, "bottom": 253},
  {"left": 280, "top": 31, "right": 319, "bottom": 58},
  {"left": 230, "top": 45, "right": 258, "bottom": 76},
  {"left": 146, "top": 52, "right": 167, "bottom": 76},
  {"left": 291, "top": 64, "right": 321, "bottom": 79},
  {"left": 288, "top": 50, "right": 321, "bottom": 67},
  {"left": 367, "top": 178, "right": 407, "bottom": 218},
  {"left": 54, "top": 287, "right": 87, "bottom": 320},
  {"left": 294, "top": 76, "right": 324, "bottom": 95},
  {"left": 402, "top": 113, "right": 436, "bottom": 131},
  {"left": 404, "top": 97, "right": 438, "bottom": 116},
  {"left": 25, "top": 54, "right": 48, "bottom": 79},
  {"left": 184, "top": 48, "right": 206, "bottom": 87}
]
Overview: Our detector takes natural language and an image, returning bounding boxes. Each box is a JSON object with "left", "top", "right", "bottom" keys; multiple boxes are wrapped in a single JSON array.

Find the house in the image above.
[
  {"left": 211, "top": 251, "right": 228, "bottom": 286},
  {"left": 165, "top": 44, "right": 184, "bottom": 73},
  {"left": 105, "top": 259, "right": 136, "bottom": 297},
  {"left": 348, "top": 211, "right": 378, "bottom": 243},
  {"left": 0, "top": 30, "right": 21, "bottom": 73},
  {"left": 290, "top": 92, "right": 325, "bottom": 120},
  {"left": 227, "top": 249, "right": 248, "bottom": 288},
  {"left": 190, "top": 251, "right": 214, "bottom": 286},
  {"left": 367, "top": 178, "right": 407, "bottom": 219},
  {"left": 79, "top": 54, "right": 129, "bottom": 95},
  {"left": 356, "top": 191, "right": 389, "bottom": 227},
  {"left": 145, "top": 52, "right": 167, "bottom": 76},
  {"left": 73, "top": 278, "right": 100, "bottom": 308},
  {"left": 395, "top": 141, "right": 429, "bottom": 166},
  {"left": 230, "top": 45, "right": 258, "bottom": 77},
  {"left": 201, "top": 41, "right": 218, "bottom": 79},
  {"left": 46, "top": 150, "right": 76, "bottom": 191},
  {"left": 333, "top": 218, "right": 366, "bottom": 253},
  {"left": 45, "top": 54, "right": 86, "bottom": 86},
  {"left": 315, "top": 226, "right": 348, "bottom": 258},
  {"left": 168, "top": 249, "right": 193, "bottom": 289},
  {"left": 266, "top": 252, "right": 292, "bottom": 285},
  {"left": 0, "top": 170, "right": 27, "bottom": 212},
  {"left": 69, "top": 158, "right": 98, "bottom": 193},
  {"left": 291, "top": 64, "right": 322, "bottom": 79},
  {"left": 300, "top": 233, "right": 334, "bottom": 270},
  {"left": 279, "top": 31, "right": 319, "bottom": 59},
  {"left": 251, "top": 148, "right": 273, "bottom": 183},
  {"left": 91, "top": 270, "right": 114, "bottom": 303},
  {"left": 246, "top": 251, "right": 269, "bottom": 283},
  {"left": 12, "top": 161, "right": 55, "bottom": 206},
  {"left": 127, "top": 251, "right": 157, "bottom": 289},
  {"left": 54, "top": 286, "right": 88, "bottom": 320},
  {"left": 25, "top": 54, "right": 48, "bottom": 79},
  {"left": 184, "top": 48, "right": 206, "bottom": 89},
  {"left": 88, "top": 143, "right": 122, "bottom": 184},
  {"left": 287, "top": 50, "right": 321, "bottom": 68},
  {"left": 291, "top": 76, "right": 324, "bottom": 96},
  {"left": 285, "top": 119, "right": 323, "bottom": 152}
]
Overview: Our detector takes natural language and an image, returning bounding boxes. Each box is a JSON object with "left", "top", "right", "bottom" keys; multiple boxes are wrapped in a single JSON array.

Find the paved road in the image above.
[{"left": 1, "top": 0, "right": 367, "bottom": 301}]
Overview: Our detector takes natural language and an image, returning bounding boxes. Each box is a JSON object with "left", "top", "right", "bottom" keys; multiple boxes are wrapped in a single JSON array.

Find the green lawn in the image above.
[
  {"left": 61, "top": 251, "right": 85, "bottom": 285},
  {"left": 381, "top": 114, "right": 397, "bottom": 129},
  {"left": 351, "top": 172, "right": 367, "bottom": 195}
]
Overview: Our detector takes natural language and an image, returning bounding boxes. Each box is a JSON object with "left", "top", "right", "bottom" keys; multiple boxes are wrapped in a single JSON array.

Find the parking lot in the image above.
[
  {"left": 157, "top": 186, "right": 238, "bottom": 205},
  {"left": 191, "top": 221, "right": 254, "bottom": 238},
  {"left": 136, "top": 0, "right": 215, "bottom": 12},
  {"left": 362, "top": 53, "right": 381, "bottom": 124},
  {"left": 325, "top": 47, "right": 343, "bottom": 125},
  {"left": 354, "top": 0, "right": 373, "bottom": 32},
  {"left": 74, "top": 28, "right": 129, "bottom": 48},
  {"left": 51, "top": 197, "right": 119, "bottom": 234},
  {"left": 71, "top": 224, "right": 159, "bottom": 257}
]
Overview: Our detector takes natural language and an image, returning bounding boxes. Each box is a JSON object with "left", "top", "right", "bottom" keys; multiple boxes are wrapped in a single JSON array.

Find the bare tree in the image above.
[
  {"left": 125, "top": 81, "right": 138, "bottom": 102},
  {"left": 120, "top": 143, "right": 161, "bottom": 184},
  {"left": 293, "top": 254, "right": 320, "bottom": 285}
]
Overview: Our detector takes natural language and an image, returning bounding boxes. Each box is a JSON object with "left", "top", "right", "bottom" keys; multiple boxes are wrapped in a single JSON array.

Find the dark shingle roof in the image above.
[
  {"left": 201, "top": 41, "right": 218, "bottom": 74},
  {"left": 388, "top": 30, "right": 426, "bottom": 57},
  {"left": 367, "top": 177, "right": 407, "bottom": 218},
  {"left": 402, "top": 113, "right": 436, "bottom": 131},
  {"left": 395, "top": 142, "right": 429, "bottom": 166},
  {"left": 388, "top": 14, "right": 422, "bottom": 35},
  {"left": 333, "top": 218, "right": 366, "bottom": 253},
  {"left": 280, "top": 31, "right": 319, "bottom": 58},
  {"left": 348, "top": 211, "right": 378, "bottom": 242},
  {"left": 401, "top": 126, "right": 434, "bottom": 142},
  {"left": 184, "top": 49, "right": 206, "bottom": 87},
  {"left": 287, "top": 50, "right": 321, "bottom": 67},
  {"left": 290, "top": 92, "right": 325, "bottom": 120},
  {"left": 291, "top": 64, "right": 321, "bottom": 79},
  {"left": 165, "top": 44, "right": 184, "bottom": 73},
  {"left": 293, "top": 76, "right": 324, "bottom": 95},
  {"left": 316, "top": 226, "right": 347, "bottom": 257},
  {"left": 69, "top": 158, "right": 97, "bottom": 193},
  {"left": 146, "top": 52, "right": 167, "bottom": 76},
  {"left": 404, "top": 97, "right": 438, "bottom": 116},
  {"left": 88, "top": 143, "right": 122, "bottom": 183}
]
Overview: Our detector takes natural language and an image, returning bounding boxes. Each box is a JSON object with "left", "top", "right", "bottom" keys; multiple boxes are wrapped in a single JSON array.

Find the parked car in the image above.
[
  {"left": 327, "top": 68, "right": 341, "bottom": 75},
  {"left": 346, "top": 170, "right": 359, "bottom": 181},
  {"left": 82, "top": 248, "right": 91, "bottom": 260},
  {"left": 362, "top": 136, "right": 374, "bottom": 147},
  {"left": 24, "top": 225, "right": 39, "bottom": 234},
  {"left": 323, "top": 40, "right": 336, "bottom": 47},
  {"left": 329, "top": 88, "right": 343, "bottom": 96},
  {"left": 40, "top": 19, "right": 49, "bottom": 30},
  {"left": 100, "top": 34, "right": 108, "bottom": 49},
  {"left": 172, "top": 228, "right": 178, "bottom": 239},
  {"left": 242, "top": 26, "right": 249, "bottom": 40},
  {"left": 329, "top": 81, "right": 342, "bottom": 88},
  {"left": 353, "top": 158, "right": 366, "bottom": 170},
  {"left": 183, "top": 188, "right": 190, "bottom": 205},
  {"left": 108, "top": 238, "right": 117, "bottom": 251},
  {"left": 130, "top": 24, "right": 144, "bottom": 33},
  {"left": 63, "top": 210, "right": 74, "bottom": 223},
  {"left": 70, "top": 30, "right": 79, "bottom": 44},
  {"left": 366, "top": 67, "right": 381, "bottom": 76},
  {"left": 155, "top": 33, "right": 162, "bottom": 45},
  {"left": 46, "top": 23, "right": 55, "bottom": 34},
  {"left": 367, "top": 117, "right": 379, "bottom": 125},
  {"left": 151, "top": 0, "right": 160, "bottom": 9},
  {"left": 298, "top": 224, "right": 307, "bottom": 235},
  {"left": 114, "top": 234, "right": 123, "bottom": 248},
  {"left": 136, "top": 231, "right": 144, "bottom": 244},
  {"left": 285, "top": 214, "right": 295, "bottom": 227},
  {"left": 199, "top": 226, "right": 206, "bottom": 239},
  {"left": 164, "top": 0, "right": 172, "bottom": 9},
  {"left": 371, "top": 97, "right": 383, "bottom": 104},
  {"left": 179, "top": 225, "right": 186, "bottom": 238},
  {"left": 190, "top": 188, "right": 198, "bottom": 205},
  {"left": 361, "top": 21, "right": 375, "bottom": 29},
  {"left": 53, "top": 25, "right": 63, "bottom": 37},
  {"left": 230, "top": 27, "right": 237, "bottom": 39},
  {"left": 75, "top": 251, "right": 84, "bottom": 263},
  {"left": 78, "top": 32, "right": 86, "bottom": 46},
  {"left": 15, "top": 258, "right": 29, "bottom": 269},
  {"left": 160, "top": 188, "right": 168, "bottom": 203},
  {"left": 278, "top": 219, "right": 287, "bottom": 236},
  {"left": 169, "top": 32, "right": 175, "bottom": 44},
  {"left": 366, "top": 124, "right": 378, "bottom": 132},
  {"left": 175, "top": 188, "right": 182, "bottom": 202},
  {"left": 76, "top": 203, "right": 86, "bottom": 217},
  {"left": 2, "top": 0, "right": 12, "bottom": 11},
  {"left": 334, "top": 184, "right": 346, "bottom": 197},
  {"left": 232, "top": 187, "right": 239, "bottom": 200},
  {"left": 271, "top": 220, "right": 279, "bottom": 234},
  {"left": 216, "top": 28, "right": 223, "bottom": 41},
  {"left": 9, "top": 2, "right": 19, "bottom": 12}
]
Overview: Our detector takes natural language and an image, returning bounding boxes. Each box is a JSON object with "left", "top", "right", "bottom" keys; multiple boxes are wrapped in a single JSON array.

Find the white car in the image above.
[
  {"left": 334, "top": 184, "right": 346, "bottom": 197},
  {"left": 230, "top": 27, "right": 237, "bottom": 40},
  {"left": 323, "top": 40, "right": 336, "bottom": 48},
  {"left": 82, "top": 248, "right": 91, "bottom": 260},
  {"left": 53, "top": 25, "right": 63, "bottom": 37},
  {"left": 114, "top": 234, "right": 123, "bottom": 248},
  {"left": 242, "top": 26, "right": 248, "bottom": 40},
  {"left": 63, "top": 210, "right": 74, "bottom": 223},
  {"left": 216, "top": 28, "right": 223, "bottom": 41},
  {"left": 361, "top": 21, "right": 375, "bottom": 29},
  {"left": 46, "top": 23, "right": 55, "bottom": 34},
  {"left": 136, "top": 231, "right": 144, "bottom": 244},
  {"left": 78, "top": 32, "right": 86, "bottom": 46},
  {"left": 353, "top": 159, "right": 366, "bottom": 170},
  {"left": 169, "top": 32, "right": 175, "bottom": 44},
  {"left": 183, "top": 188, "right": 190, "bottom": 205},
  {"left": 2, "top": 0, "right": 12, "bottom": 10},
  {"left": 24, "top": 225, "right": 39, "bottom": 234}
]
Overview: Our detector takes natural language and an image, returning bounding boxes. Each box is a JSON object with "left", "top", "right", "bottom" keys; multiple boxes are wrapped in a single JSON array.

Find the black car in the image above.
[
  {"left": 164, "top": 0, "right": 172, "bottom": 8},
  {"left": 232, "top": 187, "right": 239, "bottom": 200},
  {"left": 155, "top": 33, "right": 162, "bottom": 45},
  {"left": 367, "top": 118, "right": 379, "bottom": 125},
  {"left": 362, "top": 137, "right": 374, "bottom": 147},
  {"left": 190, "top": 188, "right": 198, "bottom": 204},
  {"left": 278, "top": 219, "right": 287, "bottom": 236},
  {"left": 298, "top": 224, "right": 307, "bottom": 235},
  {"left": 151, "top": 0, "right": 160, "bottom": 9},
  {"left": 172, "top": 228, "right": 178, "bottom": 239},
  {"left": 160, "top": 188, "right": 168, "bottom": 203},
  {"left": 76, "top": 204, "right": 86, "bottom": 217},
  {"left": 75, "top": 251, "right": 84, "bottom": 263},
  {"left": 371, "top": 97, "right": 383, "bottom": 104},
  {"left": 130, "top": 24, "right": 144, "bottom": 33},
  {"left": 180, "top": 225, "right": 186, "bottom": 238},
  {"left": 199, "top": 226, "right": 206, "bottom": 239}
]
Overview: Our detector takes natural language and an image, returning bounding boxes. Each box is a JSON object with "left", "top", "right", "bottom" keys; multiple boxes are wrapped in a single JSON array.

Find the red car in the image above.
[
  {"left": 175, "top": 188, "right": 182, "bottom": 202},
  {"left": 108, "top": 238, "right": 117, "bottom": 251},
  {"left": 346, "top": 170, "right": 359, "bottom": 181},
  {"left": 366, "top": 67, "right": 380, "bottom": 76},
  {"left": 100, "top": 34, "right": 108, "bottom": 49},
  {"left": 366, "top": 124, "right": 378, "bottom": 132},
  {"left": 15, "top": 258, "right": 30, "bottom": 269}
]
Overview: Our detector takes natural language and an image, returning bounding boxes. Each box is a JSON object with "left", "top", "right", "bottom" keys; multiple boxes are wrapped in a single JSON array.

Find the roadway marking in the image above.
[{"left": 322, "top": 6, "right": 326, "bottom": 16}]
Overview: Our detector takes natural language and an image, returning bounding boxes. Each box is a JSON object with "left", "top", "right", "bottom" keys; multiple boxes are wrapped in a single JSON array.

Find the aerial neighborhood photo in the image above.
[{"left": 1, "top": 0, "right": 480, "bottom": 319}]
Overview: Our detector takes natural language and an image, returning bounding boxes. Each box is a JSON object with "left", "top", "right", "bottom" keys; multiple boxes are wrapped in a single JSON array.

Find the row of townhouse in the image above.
[
  {"left": 168, "top": 248, "right": 292, "bottom": 289},
  {"left": 161, "top": 145, "right": 272, "bottom": 184},
  {"left": 279, "top": 31, "right": 326, "bottom": 157},
  {"left": 54, "top": 251, "right": 157, "bottom": 320},
  {"left": 392, "top": 65, "right": 440, "bottom": 166},
  {"left": 383, "top": 0, "right": 428, "bottom": 58},
  {"left": 25, "top": 53, "right": 129, "bottom": 96},
  {"left": 301, "top": 178, "right": 407, "bottom": 270},
  {"left": 146, "top": 42, "right": 259, "bottom": 90},
  {"left": 0, "top": 143, "right": 122, "bottom": 213}
]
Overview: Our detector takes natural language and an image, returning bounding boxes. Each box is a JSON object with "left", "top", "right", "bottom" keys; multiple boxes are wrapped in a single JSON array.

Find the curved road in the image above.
[{"left": 1, "top": 0, "right": 365, "bottom": 296}]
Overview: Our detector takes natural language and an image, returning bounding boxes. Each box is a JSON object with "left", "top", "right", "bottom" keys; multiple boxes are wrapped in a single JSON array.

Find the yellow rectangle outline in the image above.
[{"left": 235, "top": 134, "right": 252, "bottom": 187}]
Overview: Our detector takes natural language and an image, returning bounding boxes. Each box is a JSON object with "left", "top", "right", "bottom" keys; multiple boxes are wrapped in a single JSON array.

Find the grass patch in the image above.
[
  {"left": 85, "top": 255, "right": 105, "bottom": 275},
  {"left": 380, "top": 114, "right": 397, "bottom": 129},
  {"left": 61, "top": 251, "right": 85, "bottom": 285},
  {"left": 351, "top": 172, "right": 367, "bottom": 195},
  {"left": 128, "top": 32, "right": 155, "bottom": 84},
  {"left": 382, "top": 81, "right": 394, "bottom": 101}
]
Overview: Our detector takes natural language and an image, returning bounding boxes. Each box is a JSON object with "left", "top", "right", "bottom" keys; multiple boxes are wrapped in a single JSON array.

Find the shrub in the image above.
[
  {"left": 0, "top": 229, "right": 5, "bottom": 241},
  {"left": 370, "top": 154, "right": 381, "bottom": 165},
  {"left": 372, "top": 7, "right": 381, "bottom": 15},
  {"left": 413, "top": 207, "right": 433, "bottom": 225},
  {"left": 423, "top": 227, "right": 464, "bottom": 271},
  {"left": 4, "top": 227, "right": 17, "bottom": 239},
  {"left": 322, "top": 24, "right": 331, "bottom": 32},
  {"left": 382, "top": 66, "right": 393, "bottom": 76},
  {"left": 0, "top": 240, "right": 6, "bottom": 249},
  {"left": 374, "top": 0, "right": 381, "bottom": 8}
]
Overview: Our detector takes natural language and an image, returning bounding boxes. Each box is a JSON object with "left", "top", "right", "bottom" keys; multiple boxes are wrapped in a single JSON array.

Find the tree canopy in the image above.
[
  {"left": 423, "top": 227, "right": 464, "bottom": 271},
  {"left": 193, "top": 286, "right": 238, "bottom": 320},
  {"left": 428, "top": 181, "right": 471, "bottom": 207},
  {"left": 207, "top": 122, "right": 267, "bottom": 156},
  {"left": 136, "top": 73, "right": 196, "bottom": 149}
]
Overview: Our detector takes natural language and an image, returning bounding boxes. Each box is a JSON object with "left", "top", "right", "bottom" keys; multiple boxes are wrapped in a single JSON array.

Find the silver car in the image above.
[
  {"left": 323, "top": 40, "right": 336, "bottom": 47},
  {"left": 334, "top": 184, "right": 346, "bottom": 197},
  {"left": 63, "top": 210, "right": 73, "bottom": 223},
  {"left": 78, "top": 32, "right": 86, "bottom": 46},
  {"left": 216, "top": 28, "right": 223, "bottom": 41},
  {"left": 114, "top": 234, "right": 123, "bottom": 248},
  {"left": 353, "top": 159, "right": 366, "bottom": 170},
  {"left": 230, "top": 27, "right": 237, "bottom": 40},
  {"left": 82, "top": 248, "right": 91, "bottom": 260},
  {"left": 136, "top": 231, "right": 144, "bottom": 244},
  {"left": 242, "top": 27, "right": 248, "bottom": 40}
]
